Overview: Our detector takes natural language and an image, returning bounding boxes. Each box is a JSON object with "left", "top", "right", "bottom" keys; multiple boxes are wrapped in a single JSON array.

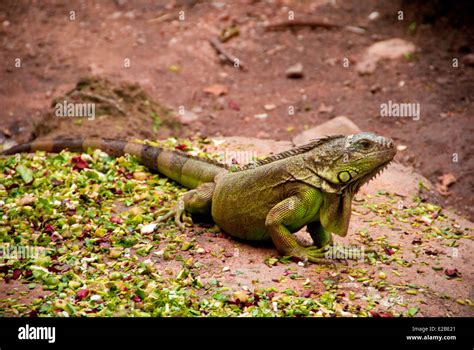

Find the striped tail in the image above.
[{"left": 1, "top": 138, "right": 226, "bottom": 189}]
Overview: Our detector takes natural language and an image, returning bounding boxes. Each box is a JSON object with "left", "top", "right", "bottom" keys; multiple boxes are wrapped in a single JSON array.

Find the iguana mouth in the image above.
[{"left": 345, "top": 159, "right": 393, "bottom": 195}]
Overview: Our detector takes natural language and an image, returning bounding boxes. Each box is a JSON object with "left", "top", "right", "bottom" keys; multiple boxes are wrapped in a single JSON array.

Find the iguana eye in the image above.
[
  {"left": 338, "top": 171, "right": 352, "bottom": 183},
  {"left": 358, "top": 140, "right": 372, "bottom": 150}
]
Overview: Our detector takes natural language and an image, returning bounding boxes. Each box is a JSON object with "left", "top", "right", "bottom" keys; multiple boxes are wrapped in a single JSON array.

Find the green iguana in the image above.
[{"left": 2, "top": 133, "right": 396, "bottom": 263}]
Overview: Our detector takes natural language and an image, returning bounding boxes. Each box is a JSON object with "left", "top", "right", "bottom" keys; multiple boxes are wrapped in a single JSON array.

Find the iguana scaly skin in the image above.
[{"left": 2, "top": 133, "right": 396, "bottom": 263}]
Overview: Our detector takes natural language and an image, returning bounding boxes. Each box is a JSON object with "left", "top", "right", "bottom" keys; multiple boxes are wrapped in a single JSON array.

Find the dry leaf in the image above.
[{"left": 435, "top": 173, "right": 456, "bottom": 196}]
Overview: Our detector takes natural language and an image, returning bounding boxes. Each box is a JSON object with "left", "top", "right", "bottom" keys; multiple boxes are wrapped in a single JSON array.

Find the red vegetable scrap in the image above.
[
  {"left": 444, "top": 268, "right": 460, "bottom": 278},
  {"left": 175, "top": 144, "right": 188, "bottom": 151},
  {"left": 71, "top": 155, "right": 89, "bottom": 171},
  {"left": 76, "top": 289, "right": 90, "bottom": 301}
]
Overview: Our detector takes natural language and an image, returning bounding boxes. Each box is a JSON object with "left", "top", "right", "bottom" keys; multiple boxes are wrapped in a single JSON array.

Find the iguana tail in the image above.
[{"left": 1, "top": 138, "right": 226, "bottom": 189}]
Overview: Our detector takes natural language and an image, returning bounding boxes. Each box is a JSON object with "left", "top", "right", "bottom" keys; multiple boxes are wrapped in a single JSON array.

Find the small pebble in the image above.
[{"left": 286, "top": 63, "right": 304, "bottom": 79}]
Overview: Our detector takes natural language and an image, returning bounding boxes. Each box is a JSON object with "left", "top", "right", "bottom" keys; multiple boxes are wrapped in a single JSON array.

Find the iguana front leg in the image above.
[
  {"left": 320, "top": 192, "right": 352, "bottom": 237},
  {"left": 265, "top": 186, "right": 331, "bottom": 264},
  {"left": 307, "top": 221, "right": 333, "bottom": 248},
  {"left": 156, "top": 182, "right": 215, "bottom": 229}
]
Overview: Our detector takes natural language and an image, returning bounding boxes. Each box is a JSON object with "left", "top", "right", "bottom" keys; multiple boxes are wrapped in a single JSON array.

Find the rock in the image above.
[
  {"left": 356, "top": 38, "right": 416, "bottom": 75},
  {"left": 25, "top": 43, "right": 36, "bottom": 58},
  {"left": 206, "top": 136, "right": 293, "bottom": 166},
  {"left": 292, "top": 116, "right": 361, "bottom": 146},
  {"left": 397, "top": 144, "right": 407, "bottom": 151},
  {"left": 368, "top": 11, "right": 380, "bottom": 21},
  {"left": 1, "top": 127, "right": 12, "bottom": 137},
  {"left": 369, "top": 84, "right": 381, "bottom": 94},
  {"left": 345, "top": 26, "right": 366, "bottom": 34},
  {"left": 462, "top": 53, "right": 474, "bottom": 66},
  {"left": 264, "top": 104, "right": 276, "bottom": 111},
  {"left": 141, "top": 223, "right": 157, "bottom": 234},
  {"left": 286, "top": 63, "right": 304, "bottom": 79},
  {"left": 1, "top": 139, "right": 17, "bottom": 151},
  {"left": 317, "top": 103, "right": 334, "bottom": 114},
  {"left": 203, "top": 84, "right": 228, "bottom": 96},
  {"left": 435, "top": 173, "right": 456, "bottom": 196},
  {"left": 254, "top": 113, "right": 268, "bottom": 120},
  {"left": 212, "top": 2, "right": 226, "bottom": 9},
  {"left": 176, "top": 110, "right": 198, "bottom": 124},
  {"left": 358, "top": 162, "right": 431, "bottom": 197}
]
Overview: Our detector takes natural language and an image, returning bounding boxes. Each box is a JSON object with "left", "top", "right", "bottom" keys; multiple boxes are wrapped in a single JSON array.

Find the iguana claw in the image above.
[
  {"left": 155, "top": 197, "right": 193, "bottom": 230},
  {"left": 291, "top": 245, "right": 335, "bottom": 266}
]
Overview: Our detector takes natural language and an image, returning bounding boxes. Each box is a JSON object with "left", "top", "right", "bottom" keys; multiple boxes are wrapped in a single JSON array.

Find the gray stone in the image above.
[
  {"left": 206, "top": 136, "right": 293, "bottom": 166},
  {"left": 358, "top": 162, "right": 431, "bottom": 197},
  {"left": 176, "top": 110, "right": 198, "bottom": 124},
  {"left": 356, "top": 38, "right": 415, "bottom": 75},
  {"left": 462, "top": 53, "right": 474, "bottom": 66},
  {"left": 292, "top": 116, "right": 361, "bottom": 146},
  {"left": 285, "top": 63, "right": 304, "bottom": 79}
]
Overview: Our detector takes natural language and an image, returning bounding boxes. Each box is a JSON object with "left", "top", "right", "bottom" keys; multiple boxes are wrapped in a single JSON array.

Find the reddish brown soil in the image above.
[{"left": 0, "top": 0, "right": 473, "bottom": 218}]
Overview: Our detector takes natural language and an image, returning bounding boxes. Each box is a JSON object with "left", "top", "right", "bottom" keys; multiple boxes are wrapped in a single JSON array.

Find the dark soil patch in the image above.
[{"left": 33, "top": 76, "right": 181, "bottom": 140}]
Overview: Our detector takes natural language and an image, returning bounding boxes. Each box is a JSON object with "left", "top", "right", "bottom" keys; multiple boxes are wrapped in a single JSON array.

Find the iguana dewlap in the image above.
[{"left": 2, "top": 133, "right": 396, "bottom": 263}]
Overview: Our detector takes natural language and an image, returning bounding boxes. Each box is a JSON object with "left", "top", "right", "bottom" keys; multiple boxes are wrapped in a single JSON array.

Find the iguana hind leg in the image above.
[
  {"left": 156, "top": 182, "right": 215, "bottom": 229},
  {"left": 265, "top": 186, "right": 332, "bottom": 264}
]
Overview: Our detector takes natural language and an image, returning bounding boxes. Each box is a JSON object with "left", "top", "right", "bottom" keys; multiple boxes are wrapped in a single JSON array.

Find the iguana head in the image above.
[{"left": 305, "top": 132, "right": 397, "bottom": 194}]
